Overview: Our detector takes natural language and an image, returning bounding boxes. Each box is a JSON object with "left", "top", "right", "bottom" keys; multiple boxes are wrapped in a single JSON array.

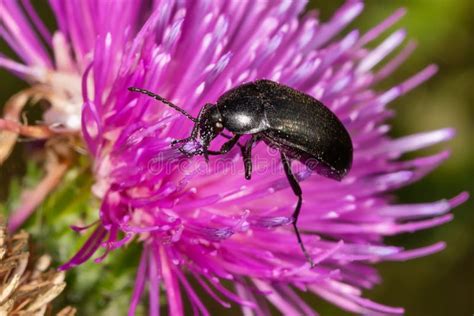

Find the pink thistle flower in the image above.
[{"left": 2, "top": 0, "right": 468, "bottom": 315}]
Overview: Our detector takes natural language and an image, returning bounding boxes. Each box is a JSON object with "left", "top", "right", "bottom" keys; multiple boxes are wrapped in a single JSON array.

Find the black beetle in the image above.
[{"left": 129, "top": 79, "right": 353, "bottom": 266}]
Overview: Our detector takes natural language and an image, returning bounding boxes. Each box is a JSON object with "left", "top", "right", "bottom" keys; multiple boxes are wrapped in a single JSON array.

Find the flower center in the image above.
[{"left": 40, "top": 70, "right": 83, "bottom": 131}]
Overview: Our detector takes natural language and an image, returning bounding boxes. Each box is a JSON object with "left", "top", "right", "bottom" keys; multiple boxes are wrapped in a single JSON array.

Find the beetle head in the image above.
[{"left": 198, "top": 106, "right": 224, "bottom": 159}]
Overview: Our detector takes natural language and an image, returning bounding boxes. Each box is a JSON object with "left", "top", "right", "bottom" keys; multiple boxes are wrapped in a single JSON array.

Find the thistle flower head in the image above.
[{"left": 1, "top": 1, "right": 468, "bottom": 315}]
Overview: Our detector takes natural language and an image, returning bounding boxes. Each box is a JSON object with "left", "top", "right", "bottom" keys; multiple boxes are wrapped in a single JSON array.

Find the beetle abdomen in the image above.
[
  {"left": 256, "top": 80, "right": 353, "bottom": 180},
  {"left": 262, "top": 130, "right": 350, "bottom": 181}
]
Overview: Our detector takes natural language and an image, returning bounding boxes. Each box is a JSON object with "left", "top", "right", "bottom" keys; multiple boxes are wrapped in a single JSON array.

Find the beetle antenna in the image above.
[{"left": 128, "top": 87, "right": 198, "bottom": 122}]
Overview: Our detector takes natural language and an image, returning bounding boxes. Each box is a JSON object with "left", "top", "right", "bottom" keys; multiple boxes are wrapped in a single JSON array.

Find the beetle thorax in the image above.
[{"left": 217, "top": 100, "right": 268, "bottom": 134}]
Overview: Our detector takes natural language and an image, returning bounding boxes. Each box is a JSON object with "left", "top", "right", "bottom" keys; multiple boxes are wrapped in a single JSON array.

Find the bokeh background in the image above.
[{"left": 1, "top": 1, "right": 473, "bottom": 315}]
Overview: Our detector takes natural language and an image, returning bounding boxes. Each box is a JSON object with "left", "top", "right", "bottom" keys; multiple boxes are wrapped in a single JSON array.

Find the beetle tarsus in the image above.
[
  {"left": 171, "top": 137, "right": 194, "bottom": 146},
  {"left": 291, "top": 195, "right": 315, "bottom": 268},
  {"left": 177, "top": 146, "right": 193, "bottom": 157}
]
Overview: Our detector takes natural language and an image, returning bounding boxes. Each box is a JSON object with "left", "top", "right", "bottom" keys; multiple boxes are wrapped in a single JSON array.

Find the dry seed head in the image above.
[{"left": 0, "top": 218, "right": 75, "bottom": 315}]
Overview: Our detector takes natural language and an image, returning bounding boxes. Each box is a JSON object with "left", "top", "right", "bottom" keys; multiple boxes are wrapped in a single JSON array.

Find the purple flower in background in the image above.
[
  {"left": 1, "top": 0, "right": 146, "bottom": 230},
  {"left": 2, "top": 0, "right": 468, "bottom": 315}
]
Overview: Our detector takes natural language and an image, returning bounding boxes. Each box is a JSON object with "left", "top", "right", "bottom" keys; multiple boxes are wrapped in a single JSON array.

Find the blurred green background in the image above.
[{"left": 1, "top": 1, "right": 473, "bottom": 315}]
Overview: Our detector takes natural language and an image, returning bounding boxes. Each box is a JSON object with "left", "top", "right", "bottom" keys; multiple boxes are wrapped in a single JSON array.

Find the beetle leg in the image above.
[
  {"left": 280, "top": 152, "right": 314, "bottom": 267},
  {"left": 171, "top": 136, "right": 195, "bottom": 146},
  {"left": 203, "top": 146, "right": 210, "bottom": 162},
  {"left": 220, "top": 132, "right": 244, "bottom": 150},
  {"left": 207, "top": 134, "right": 241, "bottom": 155},
  {"left": 172, "top": 137, "right": 199, "bottom": 158},
  {"left": 219, "top": 132, "right": 232, "bottom": 139},
  {"left": 241, "top": 135, "right": 258, "bottom": 180},
  {"left": 178, "top": 146, "right": 201, "bottom": 157}
]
